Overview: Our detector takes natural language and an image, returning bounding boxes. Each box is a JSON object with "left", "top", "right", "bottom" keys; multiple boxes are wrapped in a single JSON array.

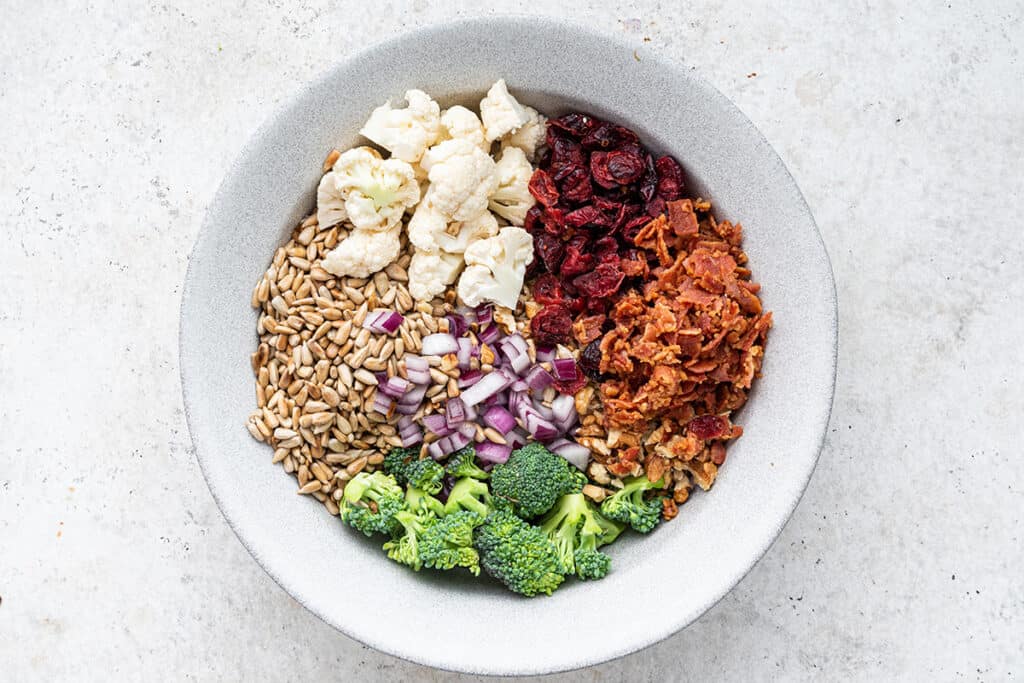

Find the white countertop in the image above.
[{"left": 2, "top": 2, "right": 1021, "bottom": 679}]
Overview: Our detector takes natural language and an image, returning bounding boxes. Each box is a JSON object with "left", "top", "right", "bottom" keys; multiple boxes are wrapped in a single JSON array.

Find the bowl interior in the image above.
[{"left": 180, "top": 17, "right": 836, "bottom": 676}]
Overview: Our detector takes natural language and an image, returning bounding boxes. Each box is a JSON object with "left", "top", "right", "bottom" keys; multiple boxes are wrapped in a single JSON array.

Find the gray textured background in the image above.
[{"left": 2, "top": 1, "right": 1021, "bottom": 680}]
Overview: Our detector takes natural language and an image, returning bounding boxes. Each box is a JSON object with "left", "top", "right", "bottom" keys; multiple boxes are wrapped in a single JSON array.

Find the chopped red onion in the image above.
[
  {"left": 535, "top": 345, "right": 556, "bottom": 362},
  {"left": 524, "top": 365, "right": 553, "bottom": 391},
  {"left": 377, "top": 376, "right": 410, "bottom": 398},
  {"left": 363, "top": 310, "right": 404, "bottom": 335},
  {"left": 475, "top": 441, "right": 511, "bottom": 464},
  {"left": 458, "top": 369, "right": 483, "bottom": 388},
  {"left": 552, "top": 358, "right": 578, "bottom": 382},
  {"left": 446, "top": 314, "right": 469, "bottom": 337},
  {"left": 460, "top": 370, "right": 515, "bottom": 407},
  {"left": 422, "top": 413, "right": 455, "bottom": 437},
  {"left": 457, "top": 422, "right": 476, "bottom": 439},
  {"left": 510, "top": 379, "right": 529, "bottom": 392},
  {"left": 475, "top": 305, "right": 493, "bottom": 327},
  {"left": 394, "top": 402, "right": 420, "bottom": 415},
  {"left": 445, "top": 397, "right": 466, "bottom": 428},
  {"left": 478, "top": 324, "right": 500, "bottom": 345},
  {"left": 456, "top": 338, "right": 473, "bottom": 370},
  {"left": 427, "top": 441, "right": 446, "bottom": 460},
  {"left": 399, "top": 384, "right": 427, "bottom": 406},
  {"left": 547, "top": 437, "right": 572, "bottom": 452},
  {"left": 482, "top": 406, "right": 516, "bottom": 434},
  {"left": 405, "top": 355, "right": 432, "bottom": 385},
  {"left": 399, "top": 427, "right": 423, "bottom": 447},
  {"left": 371, "top": 393, "right": 393, "bottom": 415},
  {"left": 506, "top": 428, "right": 529, "bottom": 450},
  {"left": 499, "top": 339, "right": 531, "bottom": 373},
  {"left": 421, "top": 333, "right": 459, "bottom": 356},
  {"left": 525, "top": 412, "right": 559, "bottom": 442},
  {"left": 551, "top": 442, "right": 590, "bottom": 470},
  {"left": 397, "top": 414, "right": 415, "bottom": 430},
  {"left": 550, "top": 394, "right": 576, "bottom": 423},
  {"left": 448, "top": 431, "right": 472, "bottom": 452}
]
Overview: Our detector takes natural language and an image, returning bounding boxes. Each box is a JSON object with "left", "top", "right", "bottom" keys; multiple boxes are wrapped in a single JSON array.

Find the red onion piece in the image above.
[
  {"left": 399, "top": 384, "right": 427, "bottom": 406},
  {"left": 378, "top": 376, "right": 410, "bottom": 398},
  {"left": 535, "top": 345, "right": 556, "bottom": 362},
  {"left": 422, "top": 413, "right": 454, "bottom": 437},
  {"left": 445, "top": 397, "right": 466, "bottom": 428},
  {"left": 551, "top": 442, "right": 590, "bottom": 470},
  {"left": 458, "top": 369, "right": 483, "bottom": 388},
  {"left": 397, "top": 414, "right": 415, "bottom": 430},
  {"left": 550, "top": 394, "right": 576, "bottom": 423},
  {"left": 552, "top": 358, "right": 578, "bottom": 381},
  {"left": 456, "top": 338, "right": 473, "bottom": 370},
  {"left": 428, "top": 441, "right": 446, "bottom": 460},
  {"left": 446, "top": 314, "right": 469, "bottom": 337},
  {"left": 448, "top": 431, "right": 472, "bottom": 452},
  {"left": 475, "top": 305, "right": 493, "bottom": 327},
  {"left": 478, "top": 324, "right": 501, "bottom": 345},
  {"left": 363, "top": 310, "right": 403, "bottom": 335},
  {"left": 483, "top": 406, "right": 516, "bottom": 433},
  {"left": 421, "top": 333, "right": 459, "bottom": 356},
  {"left": 506, "top": 428, "right": 529, "bottom": 450},
  {"left": 371, "top": 393, "right": 393, "bottom": 415},
  {"left": 525, "top": 412, "right": 559, "bottom": 442},
  {"left": 524, "top": 365, "right": 553, "bottom": 391},
  {"left": 475, "top": 441, "right": 512, "bottom": 464},
  {"left": 460, "top": 370, "right": 515, "bottom": 407}
]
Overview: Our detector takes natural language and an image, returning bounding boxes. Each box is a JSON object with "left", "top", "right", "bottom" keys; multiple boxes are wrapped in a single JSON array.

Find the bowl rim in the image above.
[{"left": 180, "top": 14, "right": 838, "bottom": 675}]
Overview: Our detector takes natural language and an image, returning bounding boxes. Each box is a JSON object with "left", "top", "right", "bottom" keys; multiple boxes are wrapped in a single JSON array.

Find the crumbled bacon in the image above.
[{"left": 595, "top": 198, "right": 771, "bottom": 486}]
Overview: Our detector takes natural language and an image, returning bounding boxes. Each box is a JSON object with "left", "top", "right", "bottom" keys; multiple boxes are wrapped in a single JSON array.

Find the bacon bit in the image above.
[
  {"left": 573, "top": 314, "right": 606, "bottom": 344},
  {"left": 667, "top": 199, "right": 700, "bottom": 237}
]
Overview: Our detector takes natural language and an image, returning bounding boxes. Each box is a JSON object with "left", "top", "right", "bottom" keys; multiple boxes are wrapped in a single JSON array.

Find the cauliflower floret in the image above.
[
  {"left": 330, "top": 147, "right": 420, "bottom": 232},
  {"left": 480, "top": 79, "right": 531, "bottom": 142},
  {"left": 359, "top": 89, "right": 442, "bottom": 163},
  {"left": 316, "top": 172, "right": 348, "bottom": 228},
  {"left": 488, "top": 146, "right": 535, "bottom": 226},
  {"left": 439, "top": 106, "right": 488, "bottom": 152},
  {"left": 457, "top": 227, "right": 534, "bottom": 309},
  {"left": 420, "top": 139, "right": 498, "bottom": 222},
  {"left": 409, "top": 189, "right": 500, "bottom": 255},
  {"left": 408, "top": 250, "right": 465, "bottom": 301},
  {"left": 500, "top": 105, "right": 547, "bottom": 161},
  {"left": 321, "top": 223, "right": 402, "bottom": 278}
]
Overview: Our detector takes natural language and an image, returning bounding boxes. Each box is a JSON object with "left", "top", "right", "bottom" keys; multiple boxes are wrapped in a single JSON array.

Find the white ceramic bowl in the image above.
[{"left": 180, "top": 17, "right": 837, "bottom": 676}]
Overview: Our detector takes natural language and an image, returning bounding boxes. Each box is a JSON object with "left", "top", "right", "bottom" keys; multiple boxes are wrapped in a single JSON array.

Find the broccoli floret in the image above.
[
  {"left": 339, "top": 471, "right": 406, "bottom": 537},
  {"left": 538, "top": 493, "right": 623, "bottom": 581},
  {"left": 490, "top": 443, "right": 581, "bottom": 519},
  {"left": 419, "top": 510, "right": 484, "bottom": 575},
  {"left": 383, "top": 446, "right": 419, "bottom": 485},
  {"left": 444, "top": 477, "right": 492, "bottom": 516},
  {"left": 474, "top": 509, "right": 566, "bottom": 596},
  {"left": 406, "top": 485, "right": 445, "bottom": 517},
  {"left": 445, "top": 446, "right": 490, "bottom": 480},
  {"left": 382, "top": 507, "right": 432, "bottom": 570},
  {"left": 600, "top": 476, "right": 666, "bottom": 533},
  {"left": 404, "top": 458, "right": 445, "bottom": 495}
]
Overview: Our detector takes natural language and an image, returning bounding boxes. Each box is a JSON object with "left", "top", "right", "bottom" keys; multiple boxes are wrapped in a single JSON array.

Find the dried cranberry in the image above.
[
  {"left": 564, "top": 296, "right": 586, "bottom": 314},
  {"left": 687, "top": 414, "right": 728, "bottom": 440},
  {"left": 593, "top": 233, "right": 614, "bottom": 258},
  {"left": 528, "top": 169, "right": 560, "bottom": 207},
  {"left": 550, "top": 138, "right": 586, "bottom": 171},
  {"left": 573, "top": 262, "right": 625, "bottom": 298},
  {"left": 566, "top": 233, "right": 590, "bottom": 251},
  {"left": 534, "top": 233, "right": 565, "bottom": 273},
  {"left": 541, "top": 206, "right": 568, "bottom": 234},
  {"left": 565, "top": 205, "right": 604, "bottom": 228},
  {"left": 559, "top": 166, "right": 594, "bottom": 204},
  {"left": 532, "top": 273, "right": 564, "bottom": 306},
  {"left": 549, "top": 113, "right": 598, "bottom": 139},
  {"left": 524, "top": 205, "right": 544, "bottom": 233},
  {"left": 560, "top": 246, "right": 595, "bottom": 279},
  {"left": 590, "top": 149, "right": 645, "bottom": 189},
  {"left": 639, "top": 154, "right": 658, "bottom": 203},
  {"left": 530, "top": 304, "right": 573, "bottom": 345},
  {"left": 622, "top": 215, "right": 652, "bottom": 243},
  {"left": 645, "top": 196, "right": 666, "bottom": 218},
  {"left": 579, "top": 339, "right": 604, "bottom": 380},
  {"left": 554, "top": 374, "right": 588, "bottom": 395},
  {"left": 536, "top": 147, "right": 552, "bottom": 169},
  {"left": 581, "top": 122, "right": 640, "bottom": 150},
  {"left": 655, "top": 156, "right": 685, "bottom": 200}
]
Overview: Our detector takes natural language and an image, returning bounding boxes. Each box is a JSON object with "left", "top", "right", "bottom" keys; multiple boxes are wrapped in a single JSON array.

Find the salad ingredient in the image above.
[
  {"left": 439, "top": 105, "right": 488, "bottom": 152},
  {"left": 383, "top": 506, "right": 432, "bottom": 570},
  {"left": 480, "top": 78, "right": 532, "bottom": 141},
  {"left": 363, "top": 309, "right": 404, "bottom": 335},
  {"left": 538, "top": 492, "right": 623, "bottom": 580},
  {"left": 444, "top": 447, "right": 490, "bottom": 481},
  {"left": 420, "top": 138, "right": 498, "bottom": 222},
  {"left": 406, "top": 250, "right": 464, "bottom": 301},
  {"left": 409, "top": 197, "right": 499, "bottom": 254},
  {"left": 418, "top": 510, "right": 484, "bottom": 574},
  {"left": 500, "top": 105, "right": 547, "bottom": 161},
  {"left": 488, "top": 146, "right": 536, "bottom": 226},
  {"left": 443, "top": 477, "right": 493, "bottom": 516},
  {"left": 316, "top": 171, "right": 349, "bottom": 228},
  {"left": 359, "top": 89, "right": 442, "bottom": 163},
  {"left": 329, "top": 146, "right": 421, "bottom": 232},
  {"left": 403, "top": 457, "right": 446, "bottom": 495},
  {"left": 474, "top": 508, "right": 566, "bottom": 596},
  {"left": 599, "top": 476, "right": 666, "bottom": 533},
  {"left": 457, "top": 227, "right": 534, "bottom": 309},
  {"left": 321, "top": 223, "right": 403, "bottom": 278},
  {"left": 489, "top": 443, "right": 584, "bottom": 519},
  {"left": 339, "top": 471, "right": 406, "bottom": 537}
]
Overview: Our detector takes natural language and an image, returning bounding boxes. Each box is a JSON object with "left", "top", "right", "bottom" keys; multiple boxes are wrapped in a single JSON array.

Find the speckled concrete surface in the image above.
[{"left": 1, "top": 1, "right": 1021, "bottom": 680}]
